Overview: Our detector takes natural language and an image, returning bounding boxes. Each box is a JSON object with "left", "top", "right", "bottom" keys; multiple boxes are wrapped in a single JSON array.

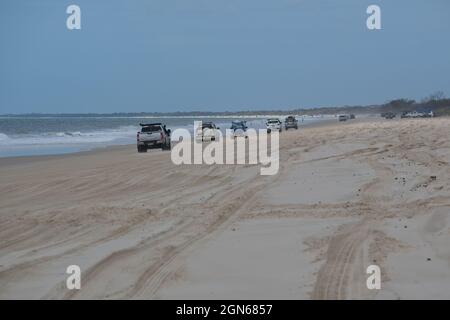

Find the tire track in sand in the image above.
[{"left": 311, "top": 146, "right": 394, "bottom": 299}]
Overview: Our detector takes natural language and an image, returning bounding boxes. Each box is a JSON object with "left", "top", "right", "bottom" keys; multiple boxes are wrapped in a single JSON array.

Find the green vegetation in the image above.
[{"left": 380, "top": 92, "right": 450, "bottom": 116}]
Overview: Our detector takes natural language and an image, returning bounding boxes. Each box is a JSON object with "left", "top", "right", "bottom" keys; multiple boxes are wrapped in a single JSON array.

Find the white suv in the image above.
[
  {"left": 195, "top": 122, "right": 221, "bottom": 142},
  {"left": 266, "top": 118, "right": 282, "bottom": 133}
]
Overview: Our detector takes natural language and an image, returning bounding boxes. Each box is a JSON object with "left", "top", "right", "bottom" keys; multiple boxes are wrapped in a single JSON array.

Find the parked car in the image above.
[
  {"left": 266, "top": 118, "right": 282, "bottom": 133},
  {"left": 402, "top": 110, "right": 435, "bottom": 118},
  {"left": 401, "top": 111, "right": 431, "bottom": 118},
  {"left": 338, "top": 114, "right": 349, "bottom": 122},
  {"left": 230, "top": 120, "right": 248, "bottom": 138},
  {"left": 382, "top": 112, "right": 396, "bottom": 119},
  {"left": 137, "top": 123, "right": 171, "bottom": 152},
  {"left": 412, "top": 111, "right": 421, "bottom": 118},
  {"left": 284, "top": 116, "right": 298, "bottom": 130},
  {"left": 349, "top": 114, "right": 356, "bottom": 119},
  {"left": 416, "top": 109, "right": 434, "bottom": 118},
  {"left": 196, "top": 122, "right": 220, "bottom": 142},
  {"left": 400, "top": 111, "right": 409, "bottom": 119}
]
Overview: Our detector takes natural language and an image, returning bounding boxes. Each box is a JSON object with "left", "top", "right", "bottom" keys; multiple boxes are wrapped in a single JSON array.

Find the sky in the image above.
[{"left": 1, "top": 0, "right": 449, "bottom": 114}]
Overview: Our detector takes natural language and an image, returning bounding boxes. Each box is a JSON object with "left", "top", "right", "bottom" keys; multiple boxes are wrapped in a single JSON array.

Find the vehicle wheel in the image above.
[
  {"left": 137, "top": 145, "right": 147, "bottom": 153},
  {"left": 163, "top": 141, "right": 171, "bottom": 151},
  {"left": 267, "top": 129, "right": 271, "bottom": 134}
]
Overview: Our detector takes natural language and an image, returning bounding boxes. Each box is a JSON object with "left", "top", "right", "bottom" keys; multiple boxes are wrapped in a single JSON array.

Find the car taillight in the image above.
[{"left": 160, "top": 132, "right": 163, "bottom": 140}]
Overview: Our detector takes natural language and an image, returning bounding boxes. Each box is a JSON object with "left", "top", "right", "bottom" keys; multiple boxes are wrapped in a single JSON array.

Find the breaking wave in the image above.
[{"left": 0, "top": 126, "right": 139, "bottom": 147}]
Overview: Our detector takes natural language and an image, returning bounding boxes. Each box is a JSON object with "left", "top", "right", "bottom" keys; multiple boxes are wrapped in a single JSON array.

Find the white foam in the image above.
[
  {"left": 0, "top": 133, "right": 10, "bottom": 141},
  {"left": 0, "top": 126, "right": 139, "bottom": 147}
]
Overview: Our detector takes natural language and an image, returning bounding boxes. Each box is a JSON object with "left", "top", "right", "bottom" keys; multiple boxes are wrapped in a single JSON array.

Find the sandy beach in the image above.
[{"left": 0, "top": 117, "right": 449, "bottom": 299}]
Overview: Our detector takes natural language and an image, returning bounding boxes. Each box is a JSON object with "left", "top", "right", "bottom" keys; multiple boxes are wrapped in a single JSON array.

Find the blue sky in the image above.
[{"left": 1, "top": 0, "right": 449, "bottom": 114}]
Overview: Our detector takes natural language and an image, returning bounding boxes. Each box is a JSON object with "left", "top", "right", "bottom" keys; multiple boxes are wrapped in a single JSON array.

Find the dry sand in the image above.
[{"left": 0, "top": 117, "right": 449, "bottom": 299}]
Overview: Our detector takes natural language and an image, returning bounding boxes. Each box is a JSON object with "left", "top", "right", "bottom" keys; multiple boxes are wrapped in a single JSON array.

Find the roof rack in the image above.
[{"left": 139, "top": 123, "right": 162, "bottom": 126}]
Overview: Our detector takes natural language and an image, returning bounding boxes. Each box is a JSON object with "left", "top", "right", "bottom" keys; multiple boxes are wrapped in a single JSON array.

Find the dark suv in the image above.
[{"left": 284, "top": 116, "right": 298, "bottom": 130}]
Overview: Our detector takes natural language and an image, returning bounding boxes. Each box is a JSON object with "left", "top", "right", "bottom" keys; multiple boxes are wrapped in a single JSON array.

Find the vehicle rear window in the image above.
[
  {"left": 141, "top": 126, "right": 161, "bottom": 133},
  {"left": 202, "top": 124, "right": 214, "bottom": 129}
]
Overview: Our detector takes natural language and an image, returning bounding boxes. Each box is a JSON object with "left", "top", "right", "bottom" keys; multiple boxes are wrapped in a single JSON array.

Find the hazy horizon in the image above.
[
  {"left": 1, "top": 0, "right": 450, "bottom": 114},
  {"left": 0, "top": 101, "right": 395, "bottom": 116}
]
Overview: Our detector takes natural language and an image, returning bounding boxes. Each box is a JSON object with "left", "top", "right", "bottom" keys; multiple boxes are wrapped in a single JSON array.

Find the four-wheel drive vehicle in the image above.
[
  {"left": 137, "top": 123, "right": 171, "bottom": 152},
  {"left": 401, "top": 111, "right": 422, "bottom": 118},
  {"left": 338, "top": 114, "right": 349, "bottom": 122},
  {"left": 284, "top": 116, "right": 298, "bottom": 130},
  {"left": 382, "top": 112, "right": 396, "bottom": 119},
  {"left": 196, "top": 122, "right": 220, "bottom": 142},
  {"left": 230, "top": 120, "right": 248, "bottom": 138},
  {"left": 401, "top": 110, "right": 434, "bottom": 118},
  {"left": 266, "top": 118, "right": 282, "bottom": 133}
]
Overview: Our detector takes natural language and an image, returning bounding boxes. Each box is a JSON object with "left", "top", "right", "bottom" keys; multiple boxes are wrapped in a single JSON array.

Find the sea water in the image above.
[{"left": 0, "top": 115, "right": 327, "bottom": 157}]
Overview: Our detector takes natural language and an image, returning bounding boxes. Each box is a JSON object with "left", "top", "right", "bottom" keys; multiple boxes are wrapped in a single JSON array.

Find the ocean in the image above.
[{"left": 0, "top": 115, "right": 327, "bottom": 157}]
